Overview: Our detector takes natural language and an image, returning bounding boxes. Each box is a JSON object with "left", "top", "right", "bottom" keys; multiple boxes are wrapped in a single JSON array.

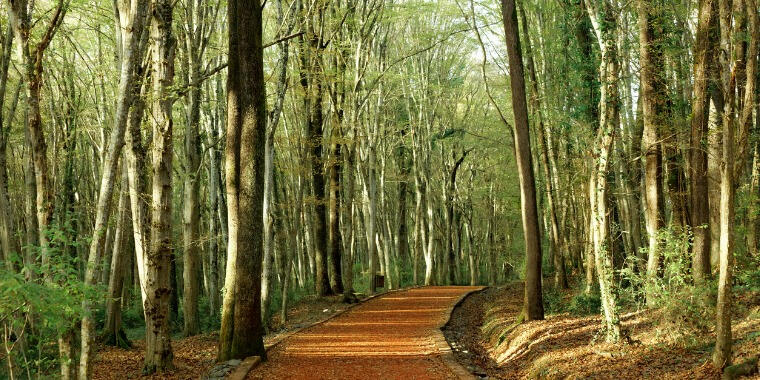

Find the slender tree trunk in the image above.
[
  {"left": 329, "top": 132, "right": 344, "bottom": 294},
  {"left": 690, "top": 0, "right": 715, "bottom": 281},
  {"left": 639, "top": 0, "right": 667, "bottom": 307},
  {"left": 748, "top": 143, "right": 760, "bottom": 257},
  {"left": 713, "top": 0, "right": 757, "bottom": 368},
  {"left": 262, "top": 0, "right": 296, "bottom": 318},
  {"left": 10, "top": 0, "right": 66, "bottom": 279},
  {"left": 102, "top": 168, "right": 131, "bottom": 348},
  {"left": 182, "top": 54, "right": 202, "bottom": 338},
  {"left": 501, "top": 0, "right": 543, "bottom": 321},
  {"left": 446, "top": 151, "right": 468, "bottom": 285},
  {"left": 205, "top": 70, "right": 224, "bottom": 318},
  {"left": 342, "top": 142, "right": 357, "bottom": 301},
  {"left": 0, "top": 22, "right": 16, "bottom": 273}
]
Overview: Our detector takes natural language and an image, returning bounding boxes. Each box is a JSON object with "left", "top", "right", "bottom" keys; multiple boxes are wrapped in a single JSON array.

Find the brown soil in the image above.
[
  {"left": 444, "top": 284, "right": 760, "bottom": 380},
  {"left": 248, "top": 286, "right": 482, "bottom": 380},
  {"left": 92, "top": 294, "right": 353, "bottom": 379}
]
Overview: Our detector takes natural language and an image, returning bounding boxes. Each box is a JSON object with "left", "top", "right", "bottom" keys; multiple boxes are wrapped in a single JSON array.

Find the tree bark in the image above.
[
  {"left": 501, "top": 0, "right": 544, "bottom": 321},
  {"left": 142, "top": 0, "right": 177, "bottom": 372},
  {"left": 713, "top": 0, "right": 757, "bottom": 368},
  {"left": 217, "top": 0, "right": 267, "bottom": 362},
  {"left": 639, "top": 0, "right": 667, "bottom": 307},
  {"left": 586, "top": 0, "right": 623, "bottom": 342},
  {"left": 690, "top": 0, "right": 715, "bottom": 281},
  {"left": 0, "top": 23, "right": 17, "bottom": 272}
]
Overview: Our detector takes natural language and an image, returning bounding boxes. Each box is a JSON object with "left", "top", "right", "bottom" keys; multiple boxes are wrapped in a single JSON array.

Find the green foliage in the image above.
[
  {"left": 542, "top": 285, "right": 563, "bottom": 314},
  {"left": 620, "top": 227, "right": 716, "bottom": 344},
  {"left": 567, "top": 293, "right": 601, "bottom": 316},
  {"left": 1, "top": 248, "right": 99, "bottom": 375},
  {"left": 736, "top": 252, "right": 760, "bottom": 292}
]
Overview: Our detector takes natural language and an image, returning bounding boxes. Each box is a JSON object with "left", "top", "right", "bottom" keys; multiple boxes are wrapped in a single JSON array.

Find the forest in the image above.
[{"left": 0, "top": 0, "right": 759, "bottom": 378}]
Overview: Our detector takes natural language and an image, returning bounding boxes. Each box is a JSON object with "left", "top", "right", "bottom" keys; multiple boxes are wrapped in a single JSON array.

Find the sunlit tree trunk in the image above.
[
  {"left": 713, "top": 0, "right": 757, "bottom": 368},
  {"left": 217, "top": 0, "right": 267, "bottom": 362},
  {"left": 142, "top": 0, "right": 177, "bottom": 372},
  {"left": 639, "top": 0, "right": 667, "bottom": 307},
  {"left": 586, "top": 0, "right": 622, "bottom": 342}
]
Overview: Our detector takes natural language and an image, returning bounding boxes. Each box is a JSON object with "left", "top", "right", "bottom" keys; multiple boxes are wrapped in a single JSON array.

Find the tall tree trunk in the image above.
[
  {"left": 713, "top": 0, "right": 757, "bottom": 368},
  {"left": 639, "top": 0, "right": 667, "bottom": 307},
  {"left": 204, "top": 68, "right": 224, "bottom": 318},
  {"left": 342, "top": 141, "right": 357, "bottom": 301},
  {"left": 10, "top": 0, "right": 66, "bottom": 279},
  {"left": 9, "top": 1, "right": 69, "bottom": 377},
  {"left": 501, "top": 0, "right": 544, "bottom": 321},
  {"left": 586, "top": 0, "right": 623, "bottom": 342},
  {"left": 142, "top": 0, "right": 176, "bottom": 372},
  {"left": 217, "top": 0, "right": 267, "bottom": 361},
  {"left": 181, "top": 49, "right": 202, "bottom": 338},
  {"left": 0, "top": 24, "right": 17, "bottom": 272},
  {"left": 690, "top": 0, "right": 715, "bottom": 281}
]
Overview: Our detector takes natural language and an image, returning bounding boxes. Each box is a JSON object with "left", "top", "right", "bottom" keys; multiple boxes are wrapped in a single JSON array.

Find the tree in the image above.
[
  {"left": 500, "top": 0, "right": 544, "bottom": 321},
  {"left": 690, "top": 0, "right": 715, "bottom": 282},
  {"left": 639, "top": 0, "right": 667, "bottom": 307},
  {"left": 713, "top": 0, "right": 758, "bottom": 368},
  {"left": 217, "top": 0, "right": 267, "bottom": 362},
  {"left": 142, "top": 0, "right": 177, "bottom": 372},
  {"left": 585, "top": 0, "right": 622, "bottom": 342}
]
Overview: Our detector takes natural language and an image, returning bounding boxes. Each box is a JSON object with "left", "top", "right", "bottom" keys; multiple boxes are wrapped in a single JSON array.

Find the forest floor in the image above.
[
  {"left": 246, "top": 286, "right": 482, "bottom": 380},
  {"left": 443, "top": 283, "right": 760, "bottom": 379},
  {"left": 92, "top": 294, "right": 355, "bottom": 379}
]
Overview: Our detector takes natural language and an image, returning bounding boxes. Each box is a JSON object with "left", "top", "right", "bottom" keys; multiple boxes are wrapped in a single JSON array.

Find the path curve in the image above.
[{"left": 247, "top": 286, "right": 483, "bottom": 380}]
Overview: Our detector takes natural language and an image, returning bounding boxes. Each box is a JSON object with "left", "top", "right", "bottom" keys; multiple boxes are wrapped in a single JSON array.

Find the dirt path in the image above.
[{"left": 248, "top": 286, "right": 483, "bottom": 380}]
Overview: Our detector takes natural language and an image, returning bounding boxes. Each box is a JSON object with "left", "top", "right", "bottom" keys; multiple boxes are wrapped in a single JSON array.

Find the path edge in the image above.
[{"left": 434, "top": 286, "right": 488, "bottom": 380}]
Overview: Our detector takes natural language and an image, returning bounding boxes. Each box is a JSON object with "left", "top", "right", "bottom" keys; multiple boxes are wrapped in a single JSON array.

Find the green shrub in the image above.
[
  {"left": 542, "top": 285, "right": 564, "bottom": 314},
  {"left": 0, "top": 225, "right": 99, "bottom": 377},
  {"left": 619, "top": 227, "right": 716, "bottom": 344},
  {"left": 736, "top": 254, "right": 760, "bottom": 292},
  {"left": 567, "top": 292, "right": 601, "bottom": 315}
]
